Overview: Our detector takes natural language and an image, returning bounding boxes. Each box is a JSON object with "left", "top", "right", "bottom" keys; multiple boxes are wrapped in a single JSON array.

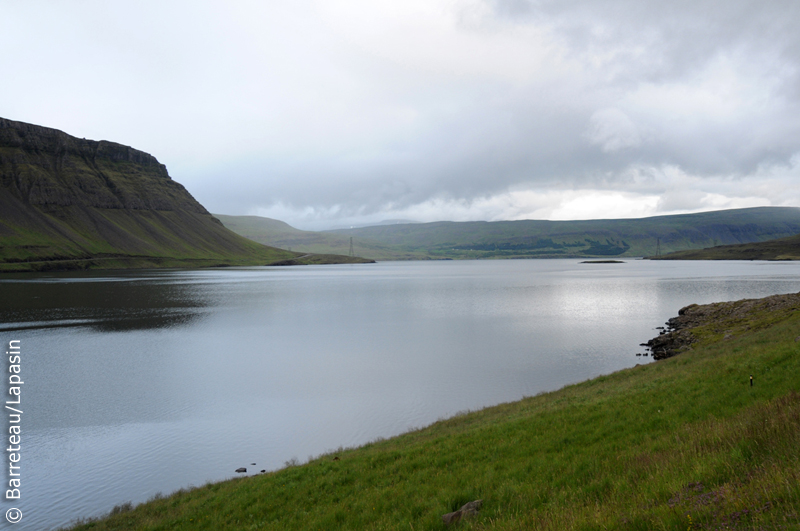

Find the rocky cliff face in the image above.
[
  {"left": 0, "top": 117, "right": 210, "bottom": 214},
  {"left": 0, "top": 117, "right": 302, "bottom": 271}
]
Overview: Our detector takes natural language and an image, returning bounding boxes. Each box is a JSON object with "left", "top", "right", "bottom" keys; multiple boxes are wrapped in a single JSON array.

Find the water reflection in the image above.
[
  {"left": 6, "top": 260, "right": 800, "bottom": 531},
  {"left": 0, "top": 271, "right": 212, "bottom": 332}
]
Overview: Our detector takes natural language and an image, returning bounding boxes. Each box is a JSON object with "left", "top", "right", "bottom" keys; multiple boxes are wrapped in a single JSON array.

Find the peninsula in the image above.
[{"left": 652, "top": 232, "right": 800, "bottom": 260}]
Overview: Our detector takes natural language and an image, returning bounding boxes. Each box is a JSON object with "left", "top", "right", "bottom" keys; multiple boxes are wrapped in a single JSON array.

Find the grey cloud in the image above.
[
  {"left": 3, "top": 1, "right": 799, "bottom": 227},
  {"left": 488, "top": 0, "right": 800, "bottom": 82},
  {"left": 587, "top": 109, "right": 642, "bottom": 152}
]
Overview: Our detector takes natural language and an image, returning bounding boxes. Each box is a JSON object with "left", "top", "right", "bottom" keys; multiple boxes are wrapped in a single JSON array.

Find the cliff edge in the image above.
[{"left": 0, "top": 118, "right": 370, "bottom": 271}]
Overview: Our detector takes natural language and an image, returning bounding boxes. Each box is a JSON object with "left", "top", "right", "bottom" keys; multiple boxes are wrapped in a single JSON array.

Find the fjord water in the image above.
[{"left": 3, "top": 260, "right": 800, "bottom": 530}]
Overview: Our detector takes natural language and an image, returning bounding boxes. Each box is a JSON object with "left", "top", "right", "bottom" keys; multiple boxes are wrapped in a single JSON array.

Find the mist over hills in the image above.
[
  {"left": 217, "top": 207, "right": 800, "bottom": 261},
  {"left": 0, "top": 118, "right": 369, "bottom": 272}
]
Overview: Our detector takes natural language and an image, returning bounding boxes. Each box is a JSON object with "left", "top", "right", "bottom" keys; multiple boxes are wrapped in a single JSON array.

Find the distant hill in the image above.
[
  {"left": 213, "top": 214, "right": 419, "bottom": 260},
  {"left": 217, "top": 207, "right": 800, "bottom": 260},
  {"left": 0, "top": 118, "right": 370, "bottom": 271},
  {"left": 654, "top": 232, "right": 800, "bottom": 260},
  {"left": 326, "top": 207, "right": 800, "bottom": 259}
]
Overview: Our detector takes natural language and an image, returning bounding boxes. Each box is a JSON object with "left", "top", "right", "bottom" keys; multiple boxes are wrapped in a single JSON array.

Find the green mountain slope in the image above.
[
  {"left": 655, "top": 232, "right": 800, "bottom": 260},
  {"left": 218, "top": 208, "right": 800, "bottom": 260},
  {"left": 0, "top": 118, "right": 370, "bottom": 271}
]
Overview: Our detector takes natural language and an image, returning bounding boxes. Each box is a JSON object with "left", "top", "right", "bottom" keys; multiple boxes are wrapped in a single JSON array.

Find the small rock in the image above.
[
  {"left": 251, "top": 463, "right": 256, "bottom": 465},
  {"left": 260, "top": 469, "right": 266, "bottom": 473},
  {"left": 442, "top": 499, "right": 483, "bottom": 526},
  {"left": 442, "top": 511, "right": 462, "bottom": 526},
  {"left": 235, "top": 467, "right": 247, "bottom": 473}
]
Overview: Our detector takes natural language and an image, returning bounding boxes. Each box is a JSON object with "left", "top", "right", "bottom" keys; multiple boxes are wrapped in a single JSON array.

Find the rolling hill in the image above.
[{"left": 217, "top": 207, "right": 800, "bottom": 260}]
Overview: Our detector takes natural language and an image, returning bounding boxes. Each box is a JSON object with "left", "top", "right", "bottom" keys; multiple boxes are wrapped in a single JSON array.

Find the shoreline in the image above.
[{"left": 63, "top": 291, "right": 800, "bottom": 530}]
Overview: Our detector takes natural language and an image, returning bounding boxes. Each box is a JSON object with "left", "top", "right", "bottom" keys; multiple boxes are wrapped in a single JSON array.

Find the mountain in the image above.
[
  {"left": 217, "top": 208, "right": 800, "bottom": 260},
  {"left": 654, "top": 232, "right": 800, "bottom": 260},
  {"left": 0, "top": 118, "right": 371, "bottom": 272}
]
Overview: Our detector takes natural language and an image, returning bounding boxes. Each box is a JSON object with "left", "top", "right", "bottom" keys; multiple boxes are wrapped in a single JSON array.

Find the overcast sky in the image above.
[{"left": 2, "top": 1, "right": 799, "bottom": 230}]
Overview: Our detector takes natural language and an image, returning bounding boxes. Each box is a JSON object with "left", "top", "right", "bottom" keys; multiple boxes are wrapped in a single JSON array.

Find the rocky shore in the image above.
[{"left": 643, "top": 291, "right": 800, "bottom": 360}]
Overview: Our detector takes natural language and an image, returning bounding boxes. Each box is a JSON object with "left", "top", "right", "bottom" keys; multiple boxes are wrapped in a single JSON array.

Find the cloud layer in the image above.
[{"left": 2, "top": 0, "right": 799, "bottom": 229}]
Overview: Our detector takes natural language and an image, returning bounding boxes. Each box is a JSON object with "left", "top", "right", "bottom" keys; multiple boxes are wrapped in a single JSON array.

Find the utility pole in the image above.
[
  {"left": 349, "top": 236, "right": 354, "bottom": 257},
  {"left": 656, "top": 237, "right": 661, "bottom": 258}
]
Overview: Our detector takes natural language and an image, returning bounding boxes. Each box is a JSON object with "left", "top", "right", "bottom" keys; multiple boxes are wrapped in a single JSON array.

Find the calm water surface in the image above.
[{"left": 2, "top": 259, "right": 800, "bottom": 529}]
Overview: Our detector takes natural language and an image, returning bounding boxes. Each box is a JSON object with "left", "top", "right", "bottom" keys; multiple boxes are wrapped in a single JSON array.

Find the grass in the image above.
[
  {"left": 64, "top": 294, "right": 800, "bottom": 530},
  {"left": 0, "top": 205, "right": 371, "bottom": 271}
]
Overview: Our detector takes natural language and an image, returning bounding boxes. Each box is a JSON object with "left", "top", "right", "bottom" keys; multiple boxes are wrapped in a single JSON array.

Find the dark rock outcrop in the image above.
[
  {"left": 642, "top": 305, "right": 701, "bottom": 360},
  {"left": 442, "top": 499, "right": 483, "bottom": 526},
  {"left": 643, "top": 292, "right": 800, "bottom": 360}
]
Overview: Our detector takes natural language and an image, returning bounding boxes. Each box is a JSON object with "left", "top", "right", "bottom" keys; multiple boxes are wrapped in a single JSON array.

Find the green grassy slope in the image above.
[
  {"left": 0, "top": 118, "right": 371, "bottom": 271},
  {"left": 654, "top": 232, "right": 800, "bottom": 260},
  {"left": 314, "top": 207, "right": 800, "bottom": 259},
  {"left": 67, "top": 293, "right": 800, "bottom": 530}
]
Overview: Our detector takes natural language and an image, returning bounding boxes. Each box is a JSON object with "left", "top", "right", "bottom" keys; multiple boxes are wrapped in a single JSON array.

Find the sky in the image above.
[{"left": 2, "top": 0, "right": 800, "bottom": 230}]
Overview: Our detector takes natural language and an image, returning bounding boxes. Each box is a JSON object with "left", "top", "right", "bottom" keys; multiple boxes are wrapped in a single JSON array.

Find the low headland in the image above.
[
  {"left": 652, "top": 232, "right": 800, "bottom": 261},
  {"left": 65, "top": 292, "right": 800, "bottom": 530}
]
